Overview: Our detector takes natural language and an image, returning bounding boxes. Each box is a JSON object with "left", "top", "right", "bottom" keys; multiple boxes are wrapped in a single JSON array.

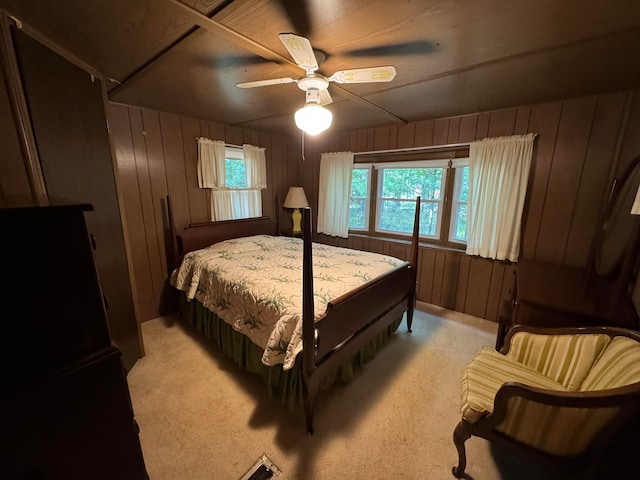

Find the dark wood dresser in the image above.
[{"left": 0, "top": 198, "right": 147, "bottom": 479}]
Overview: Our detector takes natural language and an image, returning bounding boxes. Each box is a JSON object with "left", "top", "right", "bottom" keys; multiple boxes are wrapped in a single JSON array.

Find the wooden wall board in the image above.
[
  {"left": 487, "top": 108, "right": 517, "bottom": 137},
  {"left": 127, "top": 107, "right": 165, "bottom": 316},
  {"left": 520, "top": 101, "right": 562, "bottom": 259},
  {"left": 485, "top": 262, "right": 507, "bottom": 321},
  {"left": 180, "top": 116, "right": 208, "bottom": 224},
  {"left": 455, "top": 255, "right": 471, "bottom": 313},
  {"left": 440, "top": 252, "right": 460, "bottom": 310},
  {"left": 414, "top": 119, "right": 434, "bottom": 147},
  {"left": 514, "top": 107, "right": 532, "bottom": 135},
  {"left": 563, "top": 92, "right": 628, "bottom": 267},
  {"left": 534, "top": 97, "right": 598, "bottom": 264},
  {"left": 108, "top": 104, "right": 156, "bottom": 322},
  {"left": 464, "top": 257, "right": 493, "bottom": 318},
  {"left": 458, "top": 115, "right": 478, "bottom": 143},
  {"left": 140, "top": 109, "right": 170, "bottom": 283},
  {"left": 160, "top": 112, "right": 191, "bottom": 233}
]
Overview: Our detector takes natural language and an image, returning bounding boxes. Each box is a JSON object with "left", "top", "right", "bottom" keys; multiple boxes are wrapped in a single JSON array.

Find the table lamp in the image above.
[{"left": 283, "top": 187, "right": 309, "bottom": 233}]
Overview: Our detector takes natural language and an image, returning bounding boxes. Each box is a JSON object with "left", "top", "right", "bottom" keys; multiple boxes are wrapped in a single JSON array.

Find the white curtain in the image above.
[
  {"left": 243, "top": 144, "right": 267, "bottom": 189},
  {"left": 197, "top": 138, "right": 266, "bottom": 221},
  {"left": 210, "top": 190, "right": 262, "bottom": 220},
  {"left": 466, "top": 134, "right": 536, "bottom": 262},
  {"left": 317, "top": 151, "right": 354, "bottom": 238},
  {"left": 197, "top": 138, "right": 226, "bottom": 188}
]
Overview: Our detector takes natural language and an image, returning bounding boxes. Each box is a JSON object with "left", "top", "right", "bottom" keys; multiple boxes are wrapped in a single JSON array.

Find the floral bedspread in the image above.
[{"left": 171, "top": 235, "right": 404, "bottom": 370}]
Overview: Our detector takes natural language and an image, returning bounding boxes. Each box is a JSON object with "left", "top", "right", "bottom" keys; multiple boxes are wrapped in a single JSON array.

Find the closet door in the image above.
[{"left": 12, "top": 27, "right": 142, "bottom": 369}]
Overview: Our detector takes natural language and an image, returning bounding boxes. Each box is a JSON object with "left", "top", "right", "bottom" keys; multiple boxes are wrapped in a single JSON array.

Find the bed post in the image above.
[
  {"left": 407, "top": 196, "right": 421, "bottom": 332},
  {"left": 301, "top": 207, "right": 316, "bottom": 435},
  {"left": 166, "top": 195, "right": 179, "bottom": 273}
]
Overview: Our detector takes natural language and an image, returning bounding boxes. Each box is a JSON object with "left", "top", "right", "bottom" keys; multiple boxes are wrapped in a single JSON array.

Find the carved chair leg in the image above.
[{"left": 452, "top": 420, "right": 473, "bottom": 478}]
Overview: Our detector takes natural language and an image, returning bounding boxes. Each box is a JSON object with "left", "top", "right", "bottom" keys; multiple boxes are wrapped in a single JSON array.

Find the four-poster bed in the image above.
[{"left": 166, "top": 195, "right": 421, "bottom": 434}]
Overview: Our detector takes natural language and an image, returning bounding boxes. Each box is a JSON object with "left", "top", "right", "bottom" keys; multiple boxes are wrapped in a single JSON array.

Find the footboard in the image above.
[
  {"left": 314, "top": 263, "right": 413, "bottom": 362},
  {"left": 300, "top": 197, "right": 420, "bottom": 434}
]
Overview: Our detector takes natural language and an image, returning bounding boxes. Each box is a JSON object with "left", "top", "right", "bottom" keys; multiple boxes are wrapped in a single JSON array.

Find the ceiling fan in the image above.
[{"left": 237, "top": 33, "right": 397, "bottom": 135}]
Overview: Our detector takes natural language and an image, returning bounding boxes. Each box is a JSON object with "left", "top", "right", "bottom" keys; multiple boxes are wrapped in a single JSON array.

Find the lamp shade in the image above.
[
  {"left": 283, "top": 187, "right": 309, "bottom": 209},
  {"left": 294, "top": 104, "right": 332, "bottom": 135}
]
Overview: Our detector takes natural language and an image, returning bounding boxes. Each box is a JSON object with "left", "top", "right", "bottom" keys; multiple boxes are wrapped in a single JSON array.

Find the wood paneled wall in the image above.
[
  {"left": 107, "top": 103, "right": 297, "bottom": 321},
  {"left": 301, "top": 90, "right": 637, "bottom": 322},
  {"left": 109, "top": 90, "right": 639, "bottom": 324}
]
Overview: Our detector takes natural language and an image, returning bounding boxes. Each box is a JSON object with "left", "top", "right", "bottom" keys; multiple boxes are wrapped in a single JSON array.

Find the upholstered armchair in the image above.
[{"left": 452, "top": 325, "right": 640, "bottom": 478}]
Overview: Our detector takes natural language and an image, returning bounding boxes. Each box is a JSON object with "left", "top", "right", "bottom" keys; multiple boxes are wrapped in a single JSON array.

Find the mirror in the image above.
[{"left": 595, "top": 155, "right": 640, "bottom": 277}]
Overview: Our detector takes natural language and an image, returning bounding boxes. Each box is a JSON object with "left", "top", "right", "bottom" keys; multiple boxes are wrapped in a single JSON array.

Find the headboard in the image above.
[
  {"left": 178, "top": 217, "right": 278, "bottom": 255},
  {"left": 166, "top": 195, "right": 278, "bottom": 272}
]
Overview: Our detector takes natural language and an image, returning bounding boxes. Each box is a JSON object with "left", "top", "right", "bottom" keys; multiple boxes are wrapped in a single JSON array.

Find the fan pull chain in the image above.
[{"left": 301, "top": 130, "right": 305, "bottom": 162}]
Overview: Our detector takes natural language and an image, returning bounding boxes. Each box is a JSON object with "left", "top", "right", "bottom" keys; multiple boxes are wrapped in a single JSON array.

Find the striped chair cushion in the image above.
[
  {"left": 461, "top": 346, "right": 568, "bottom": 424},
  {"left": 580, "top": 336, "right": 640, "bottom": 391},
  {"left": 496, "top": 399, "right": 619, "bottom": 456},
  {"left": 506, "top": 332, "right": 610, "bottom": 390}
]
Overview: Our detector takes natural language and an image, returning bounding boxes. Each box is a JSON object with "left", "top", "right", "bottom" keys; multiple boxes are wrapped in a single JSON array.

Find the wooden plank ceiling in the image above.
[{"left": 1, "top": 0, "right": 640, "bottom": 136}]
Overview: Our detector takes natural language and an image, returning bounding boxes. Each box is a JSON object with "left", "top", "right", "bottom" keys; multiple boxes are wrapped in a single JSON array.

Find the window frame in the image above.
[
  {"left": 348, "top": 151, "right": 469, "bottom": 249},
  {"left": 448, "top": 162, "right": 469, "bottom": 244}
]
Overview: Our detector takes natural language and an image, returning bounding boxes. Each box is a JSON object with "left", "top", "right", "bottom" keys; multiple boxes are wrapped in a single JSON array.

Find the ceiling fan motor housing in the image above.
[{"left": 297, "top": 74, "right": 329, "bottom": 92}]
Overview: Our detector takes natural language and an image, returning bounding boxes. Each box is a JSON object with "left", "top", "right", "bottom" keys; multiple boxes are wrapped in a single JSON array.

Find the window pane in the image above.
[
  {"left": 379, "top": 199, "right": 416, "bottom": 233},
  {"left": 351, "top": 169, "right": 369, "bottom": 197},
  {"left": 419, "top": 201, "right": 439, "bottom": 236},
  {"left": 349, "top": 199, "right": 367, "bottom": 229},
  {"left": 459, "top": 166, "right": 469, "bottom": 202},
  {"left": 380, "top": 168, "right": 442, "bottom": 200},
  {"left": 225, "top": 159, "right": 247, "bottom": 188},
  {"left": 379, "top": 199, "right": 439, "bottom": 236},
  {"left": 453, "top": 204, "right": 468, "bottom": 241}
]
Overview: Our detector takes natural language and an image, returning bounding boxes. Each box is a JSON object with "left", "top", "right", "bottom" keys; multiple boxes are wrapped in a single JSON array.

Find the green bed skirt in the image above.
[{"left": 179, "top": 293, "right": 402, "bottom": 408}]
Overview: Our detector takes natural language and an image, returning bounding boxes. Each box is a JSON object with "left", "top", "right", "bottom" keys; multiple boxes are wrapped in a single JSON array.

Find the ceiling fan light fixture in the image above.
[{"left": 295, "top": 103, "right": 332, "bottom": 135}]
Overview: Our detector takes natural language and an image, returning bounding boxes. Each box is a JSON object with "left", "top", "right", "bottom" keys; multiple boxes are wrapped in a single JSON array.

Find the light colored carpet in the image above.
[{"left": 125, "top": 303, "right": 604, "bottom": 480}]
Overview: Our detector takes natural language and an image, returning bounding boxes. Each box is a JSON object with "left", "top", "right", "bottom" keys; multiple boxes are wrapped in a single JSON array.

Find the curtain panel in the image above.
[
  {"left": 317, "top": 151, "right": 354, "bottom": 238},
  {"left": 242, "top": 144, "right": 267, "bottom": 189},
  {"left": 197, "top": 138, "right": 226, "bottom": 189},
  {"left": 466, "top": 134, "right": 536, "bottom": 262}
]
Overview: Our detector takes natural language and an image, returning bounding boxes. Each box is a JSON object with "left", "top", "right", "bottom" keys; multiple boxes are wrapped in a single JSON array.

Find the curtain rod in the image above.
[
  {"left": 353, "top": 142, "right": 470, "bottom": 157},
  {"left": 195, "top": 137, "right": 243, "bottom": 149}
]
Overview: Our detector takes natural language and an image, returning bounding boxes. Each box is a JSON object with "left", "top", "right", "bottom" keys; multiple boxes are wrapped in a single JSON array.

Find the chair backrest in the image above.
[
  {"left": 506, "top": 331, "right": 611, "bottom": 390},
  {"left": 580, "top": 335, "right": 640, "bottom": 390}
]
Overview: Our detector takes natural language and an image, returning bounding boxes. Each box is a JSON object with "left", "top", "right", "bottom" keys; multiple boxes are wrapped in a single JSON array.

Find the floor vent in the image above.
[{"left": 240, "top": 454, "right": 281, "bottom": 480}]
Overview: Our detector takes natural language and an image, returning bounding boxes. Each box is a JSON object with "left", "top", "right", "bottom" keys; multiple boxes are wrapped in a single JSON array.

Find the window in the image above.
[
  {"left": 349, "top": 156, "right": 469, "bottom": 247},
  {"left": 197, "top": 139, "right": 267, "bottom": 222}
]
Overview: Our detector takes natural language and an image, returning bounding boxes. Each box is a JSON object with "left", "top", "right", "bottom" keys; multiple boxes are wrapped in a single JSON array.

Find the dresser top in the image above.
[{"left": 0, "top": 195, "right": 93, "bottom": 212}]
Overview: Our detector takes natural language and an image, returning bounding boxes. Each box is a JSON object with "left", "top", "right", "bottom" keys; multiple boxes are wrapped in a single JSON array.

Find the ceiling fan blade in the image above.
[
  {"left": 328, "top": 66, "right": 397, "bottom": 84},
  {"left": 237, "top": 77, "right": 297, "bottom": 88},
  {"left": 319, "top": 89, "right": 332, "bottom": 106},
  {"left": 276, "top": 0, "right": 312, "bottom": 36},
  {"left": 279, "top": 33, "right": 318, "bottom": 73}
]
